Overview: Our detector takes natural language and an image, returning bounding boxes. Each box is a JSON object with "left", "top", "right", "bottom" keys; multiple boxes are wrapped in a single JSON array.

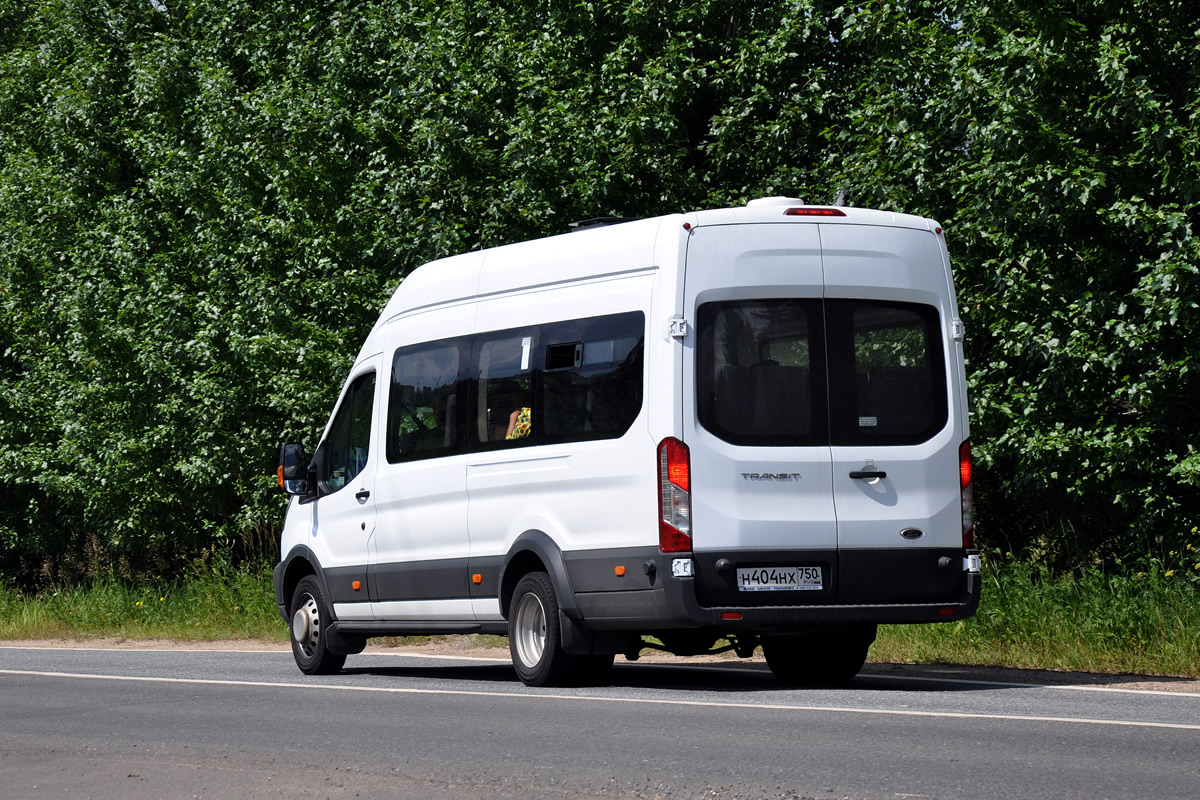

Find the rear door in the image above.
[
  {"left": 820, "top": 224, "right": 964, "bottom": 603},
  {"left": 682, "top": 223, "right": 839, "bottom": 605}
]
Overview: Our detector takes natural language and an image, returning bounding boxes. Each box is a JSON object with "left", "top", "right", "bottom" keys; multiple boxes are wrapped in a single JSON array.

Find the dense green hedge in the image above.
[{"left": 1, "top": 0, "right": 1197, "bottom": 583}]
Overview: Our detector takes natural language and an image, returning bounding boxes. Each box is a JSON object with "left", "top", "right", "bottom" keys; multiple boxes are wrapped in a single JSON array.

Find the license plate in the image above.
[{"left": 736, "top": 566, "right": 823, "bottom": 591}]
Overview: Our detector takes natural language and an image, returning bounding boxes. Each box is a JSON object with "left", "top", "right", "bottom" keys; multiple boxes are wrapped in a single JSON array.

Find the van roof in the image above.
[
  {"left": 372, "top": 216, "right": 666, "bottom": 331},
  {"left": 371, "top": 199, "right": 937, "bottom": 333}
]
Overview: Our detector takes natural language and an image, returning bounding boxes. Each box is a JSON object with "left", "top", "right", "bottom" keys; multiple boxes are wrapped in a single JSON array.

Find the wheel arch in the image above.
[
  {"left": 278, "top": 546, "right": 332, "bottom": 618},
  {"left": 498, "top": 530, "right": 580, "bottom": 620}
]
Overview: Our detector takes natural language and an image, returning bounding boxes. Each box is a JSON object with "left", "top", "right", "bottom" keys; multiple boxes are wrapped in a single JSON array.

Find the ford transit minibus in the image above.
[{"left": 275, "top": 197, "right": 980, "bottom": 686}]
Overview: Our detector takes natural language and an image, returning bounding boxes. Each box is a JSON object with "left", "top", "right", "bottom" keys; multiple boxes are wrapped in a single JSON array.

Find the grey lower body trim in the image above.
[
  {"left": 575, "top": 588, "right": 676, "bottom": 628},
  {"left": 325, "top": 565, "right": 370, "bottom": 604},
  {"left": 370, "top": 557, "right": 471, "bottom": 603},
  {"left": 363, "top": 555, "right": 504, "bottom": 603},
  {"left": 304, "top": 546, "right": 980, "bottom": 639},
  {"left": 562, "top": 545, "right": 663, "bottom": 593}
]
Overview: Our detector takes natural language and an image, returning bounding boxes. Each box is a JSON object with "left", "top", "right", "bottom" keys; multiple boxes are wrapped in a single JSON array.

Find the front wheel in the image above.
[
  {"left": 508, "top": 572, "right": 612, "bottom": 687},
  {"left": 289, "top": 575, "right": 347, "bottom": 675}
]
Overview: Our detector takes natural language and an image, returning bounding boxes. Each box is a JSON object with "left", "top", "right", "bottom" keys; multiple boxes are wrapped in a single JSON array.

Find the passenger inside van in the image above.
[{"left": 506, "top": 406, "right": 532, "bottom": 439}]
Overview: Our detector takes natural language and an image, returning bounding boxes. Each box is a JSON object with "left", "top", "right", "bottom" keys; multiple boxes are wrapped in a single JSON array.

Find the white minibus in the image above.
[{"left": 275, "top": 197, "right": 980, "bottom": 686}]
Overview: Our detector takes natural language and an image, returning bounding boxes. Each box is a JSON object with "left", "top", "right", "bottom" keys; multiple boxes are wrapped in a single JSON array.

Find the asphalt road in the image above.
[{"left": 1, "top": 645, "right": 1198, "bottom": 800}]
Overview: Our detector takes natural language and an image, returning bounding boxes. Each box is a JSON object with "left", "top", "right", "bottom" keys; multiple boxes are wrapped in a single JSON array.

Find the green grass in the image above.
[
  {"left": 874, "top": 555, "right": 1200, "bottom": 677},
  {"left": 2, "top": 555, "right": 1198, "bottom": 677},
  {"left": 0, "top": 562, "right": 288, "bottom": 642}
]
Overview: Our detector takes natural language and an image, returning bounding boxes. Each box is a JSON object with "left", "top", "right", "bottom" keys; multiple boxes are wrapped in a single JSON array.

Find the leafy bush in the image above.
[{"left": 0, "top": 0, "right": 1197, "bottom": 583}]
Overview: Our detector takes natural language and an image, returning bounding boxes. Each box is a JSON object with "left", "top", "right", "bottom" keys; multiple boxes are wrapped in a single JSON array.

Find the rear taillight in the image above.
[
  {"left": 658, "top": 438, "right": 692, "bottom": 553},
  {"left": 960, "top": 439, "right": 974, "bottom": 548}
]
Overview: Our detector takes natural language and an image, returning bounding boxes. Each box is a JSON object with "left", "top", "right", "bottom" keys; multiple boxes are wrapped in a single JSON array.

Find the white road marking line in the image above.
[
  {"left": 1, "top": 668, "right": 1198, "bottom": 731},
  {"left": 0, "top": 645, "right": 510, "bottom": 663},
  {"left": 856, "top": 672, "right": 1200, "bottom": 698},
  {"left": 3, "top": 646, "right": 1198, "bottom": 696}
]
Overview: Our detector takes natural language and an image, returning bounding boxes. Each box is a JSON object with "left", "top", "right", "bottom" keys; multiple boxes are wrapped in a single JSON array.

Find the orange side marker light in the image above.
[
  {"left": 472, "top": 574, "right": 483, "bottom": 585},
  {"left": 615, "top": 566, "right": 626, "bottom": 577},
  {"left": 352, "top": 581, "right": 361, "bottom": 591}
]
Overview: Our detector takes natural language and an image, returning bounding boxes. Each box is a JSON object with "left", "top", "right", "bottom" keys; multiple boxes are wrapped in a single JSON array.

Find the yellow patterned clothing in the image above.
[{"left": 507, "top": 407, "right": 532, "bottom": 439}]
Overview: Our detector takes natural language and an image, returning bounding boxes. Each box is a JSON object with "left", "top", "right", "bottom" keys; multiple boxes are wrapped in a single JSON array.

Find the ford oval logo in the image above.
[{"left": 900, "top": 528, "right": 924, "bottom": 540}]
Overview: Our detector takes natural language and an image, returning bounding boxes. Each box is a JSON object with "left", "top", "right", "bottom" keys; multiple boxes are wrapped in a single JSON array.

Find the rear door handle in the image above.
[
  {"left": 849, "top": 470, "right": 887, "bottom": 480},
  {"left": 355, "top": 489, "right": 371, "bottom": 502}
]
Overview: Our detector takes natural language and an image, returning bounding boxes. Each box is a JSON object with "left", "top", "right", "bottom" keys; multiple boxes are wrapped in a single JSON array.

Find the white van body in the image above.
[{"left": 274, "top": 198, "right": 980, "bottom": 686}]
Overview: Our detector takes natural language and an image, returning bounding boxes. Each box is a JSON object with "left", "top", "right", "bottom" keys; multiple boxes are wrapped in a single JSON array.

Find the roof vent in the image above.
[
  {"left": 568, "top": 216, "right": 638, "bottom": 232},
  {"left": 746, "top": 196, "right": 805, "bottom": 207}
]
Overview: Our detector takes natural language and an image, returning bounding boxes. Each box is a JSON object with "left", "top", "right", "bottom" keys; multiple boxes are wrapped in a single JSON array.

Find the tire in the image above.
[
  {"left": 289, "top": 575, "right": 347, "bottom": 675},
  {"left": 508, "top": 571, "right": 613, "bottom": 687},
  {"left": 763, "top": 634, "right": 869, "bottom": 686}
]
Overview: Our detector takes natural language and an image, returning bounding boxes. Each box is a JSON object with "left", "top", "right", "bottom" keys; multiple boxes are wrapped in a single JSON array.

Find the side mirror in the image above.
[{"left": 277, "top": 442, "right": 310, "bottom": 496}]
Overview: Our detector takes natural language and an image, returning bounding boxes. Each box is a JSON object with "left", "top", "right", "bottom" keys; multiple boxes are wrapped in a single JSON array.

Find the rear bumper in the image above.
[
  {"left": 668, "top": 569, "right": 980, "bottom": 629},
  {"left": 574, "top": 551, "right": 981, "bottom": 633}
]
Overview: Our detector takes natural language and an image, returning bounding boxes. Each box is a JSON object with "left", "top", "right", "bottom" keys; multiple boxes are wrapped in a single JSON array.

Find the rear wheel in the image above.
[
  {"left": 509, "top": 571, "right": 613, "bottom": 687},
  {"left": 763, "top": 634, "right": 869, "bottom": 685},
  {"left": 290, "top": 575, "right": 347, "bottom": 675}
]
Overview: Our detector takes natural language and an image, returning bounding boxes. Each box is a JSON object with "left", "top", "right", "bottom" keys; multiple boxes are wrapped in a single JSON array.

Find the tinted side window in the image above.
[
  {"left": 387, "top": 341, "right": 465, "bottom": 463},
  {"left": 473, "top": 331, "right": 537, "bottom": 450},
  {"left": 321, "top": 372, "right": 375, "bottom": 493},
  {"left": 696, "top": 300, "right": 827, "bottom": 446},
  {"left": 540, "top": 311, "right": 644, "bottom": 445},
  {"left": 826, "top": 301, "right": 947, "bottom": 445}
]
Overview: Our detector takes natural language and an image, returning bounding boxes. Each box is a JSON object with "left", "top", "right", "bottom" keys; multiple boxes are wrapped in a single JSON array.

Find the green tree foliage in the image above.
[
  {"left": 823, "top": 0, "right": 1199, "bottom": 558},
  {"left": 0, "top": 0, "right": 1196, "bottom": 583}
]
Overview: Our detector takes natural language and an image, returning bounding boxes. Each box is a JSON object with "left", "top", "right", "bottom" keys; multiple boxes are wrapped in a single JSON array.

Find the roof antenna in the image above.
[{"left": 834, "top": 188, "right": 847, "bottom": 207}]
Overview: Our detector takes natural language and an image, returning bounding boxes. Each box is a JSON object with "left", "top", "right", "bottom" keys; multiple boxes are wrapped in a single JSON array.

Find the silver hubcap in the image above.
[
  {"left": 292, "top": 593, "right": 320, "bottom": 657},
  {"left": 513, "top": 591, "right": 546, "bottom": 668}
]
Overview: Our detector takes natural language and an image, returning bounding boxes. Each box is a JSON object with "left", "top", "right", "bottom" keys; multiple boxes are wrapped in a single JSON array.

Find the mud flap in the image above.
[
  {"left": 324, "top": 624, "right": 368, "bottom": 656},
  {"left": 558, "top": 610, "right": 632, "bottom": 656}
]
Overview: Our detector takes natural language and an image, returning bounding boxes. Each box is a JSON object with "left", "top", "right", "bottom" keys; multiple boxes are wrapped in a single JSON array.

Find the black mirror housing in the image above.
[{"left": 278, "top": 442, "right": 311, "bottom": 496}]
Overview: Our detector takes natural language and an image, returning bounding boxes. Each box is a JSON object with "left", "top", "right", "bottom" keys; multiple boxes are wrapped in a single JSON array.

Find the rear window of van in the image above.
[{"left": 697, "top": 300, "right": 947, "bottom": 446}]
